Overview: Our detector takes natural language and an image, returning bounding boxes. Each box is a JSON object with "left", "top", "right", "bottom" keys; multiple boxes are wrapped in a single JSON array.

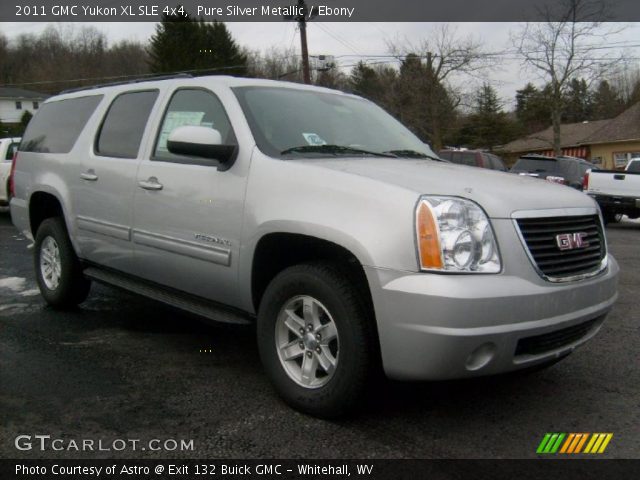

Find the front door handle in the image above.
[
  {"left": 80, "top": 170, "right": 98, "bottom": 181},
  {"left": 138, "top": 177, "right": 163, "bottom": 191}
]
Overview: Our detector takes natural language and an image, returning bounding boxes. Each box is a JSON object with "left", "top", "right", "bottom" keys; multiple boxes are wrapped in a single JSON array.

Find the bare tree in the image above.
[
  {"left": 246, "top": 46, "right": 303, "bottom": 82},
  {"left": 386, "top": 24, "right": 492, "bottom": 148},
  {"left": 512, "top": 0, "right": 624, "bottom": 155}
]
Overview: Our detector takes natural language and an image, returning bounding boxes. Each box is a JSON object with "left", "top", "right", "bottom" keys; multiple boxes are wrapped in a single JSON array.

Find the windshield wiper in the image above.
[
  {"left": 280, "top": 144, "right": 397, "bottom": 157},
  {"left": 383, "top": 149, "right": 443, "bottom": 161}
]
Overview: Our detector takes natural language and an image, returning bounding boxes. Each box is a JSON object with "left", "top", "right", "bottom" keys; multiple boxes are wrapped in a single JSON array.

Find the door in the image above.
[
  {"left": 74, "top": 90, "right": 159, "bottom": 274},
  {"left": 131, "top": 87, "right": 247, "bottom": 307}
]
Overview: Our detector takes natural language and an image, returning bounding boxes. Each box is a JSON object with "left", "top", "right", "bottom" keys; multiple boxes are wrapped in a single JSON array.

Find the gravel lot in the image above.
[{"left": 1, "top": 211, "right": 638, "bottom": 459}]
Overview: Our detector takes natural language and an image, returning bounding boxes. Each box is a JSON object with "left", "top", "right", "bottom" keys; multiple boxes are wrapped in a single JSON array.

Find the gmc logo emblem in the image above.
[{"left": 556, "top": 232, "right": 589, "bottom": 251}]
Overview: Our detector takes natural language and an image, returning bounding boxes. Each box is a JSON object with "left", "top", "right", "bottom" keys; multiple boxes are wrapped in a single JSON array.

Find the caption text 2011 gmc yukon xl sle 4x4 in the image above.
[{"left": 10, "top": 76, "right": 619, "bottom": 417}]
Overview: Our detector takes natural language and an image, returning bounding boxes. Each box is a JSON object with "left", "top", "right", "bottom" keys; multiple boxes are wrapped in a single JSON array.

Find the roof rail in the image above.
[{"left": 61, "top": 73, "right": 194, "bottom": 94}]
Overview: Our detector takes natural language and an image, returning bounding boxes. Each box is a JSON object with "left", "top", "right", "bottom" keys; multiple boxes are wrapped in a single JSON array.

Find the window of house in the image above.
[
  {"left": 613, "top": 152, "right": 640, "bottom": 169},
  {"left": 15, "top": 101, "right": 22, "bottom": 110},
  {"left": 33, "top": 102, "right": 39, "bottom": 109}
]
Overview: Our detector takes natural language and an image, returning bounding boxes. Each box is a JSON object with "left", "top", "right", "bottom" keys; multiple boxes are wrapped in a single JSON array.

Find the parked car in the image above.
[
  {"left": 438, "top": 149, "right": 507, "bottom": 171},
  {"left": 510, "top": 154, "right": 598, "bottom": 190},
  {"left": 584, "top": 158, "right": 640, "bottom": 223},
  {"left": 0, "top": 137, "right": 20, "bottom": 207},
  {"left": 10, "top": 76, "right": 619, "bottom": 417}
]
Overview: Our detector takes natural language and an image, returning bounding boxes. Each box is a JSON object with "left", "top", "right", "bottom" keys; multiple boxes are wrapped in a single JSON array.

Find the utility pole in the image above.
[
  {"left": 298, "top": 0, "right": 311, "bottom": 84},
  {"left": 285, "top": 0, "right": 314, "bottom": 84}
]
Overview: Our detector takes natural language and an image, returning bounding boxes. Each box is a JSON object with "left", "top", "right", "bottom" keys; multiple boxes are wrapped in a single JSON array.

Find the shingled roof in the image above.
[
  {"left": 582, "top": 101, "right": 640, "bottom": 145},
  {"left": 0, "top": 87, "right": 49, "bottom": 100},
  {"left": 499, "top": 119, "right": 610, "bottom": 153},
  {"left": 499, "top": 101, "right": 640, "bottom": 154}
]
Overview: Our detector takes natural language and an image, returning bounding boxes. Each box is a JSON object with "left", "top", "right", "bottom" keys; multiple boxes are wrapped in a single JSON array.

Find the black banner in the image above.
[
  {"left": 2, "top": 459, "right": 640, "bottom": 480},
  {"left": 3, "top": 0, "right": 640, "bottom": 22}
]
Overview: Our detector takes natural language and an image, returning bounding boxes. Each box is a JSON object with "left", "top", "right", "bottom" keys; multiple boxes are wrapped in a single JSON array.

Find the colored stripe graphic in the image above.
[
  {"left": 538, "top": 433, "right": 613, "bottom": 454},
  {"left": 560, "top": 433, "right": 575, "bottom": 453},
  {"left": 573, "top": 433, "right": 588, "bottom": 453}
]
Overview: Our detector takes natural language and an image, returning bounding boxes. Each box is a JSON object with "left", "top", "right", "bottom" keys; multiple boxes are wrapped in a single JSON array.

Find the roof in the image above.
[
  {"left": 0, "top": 87, "right": 49, "bottom": 100},
  {"left": 56, "top": 74, "right": 344, "bottom": 99},
  {"left": 499, "top": 119, "right": 609, "bottom": 153},
  {"left": 582, "top": 102, "right": 640, "bottom": 144}
]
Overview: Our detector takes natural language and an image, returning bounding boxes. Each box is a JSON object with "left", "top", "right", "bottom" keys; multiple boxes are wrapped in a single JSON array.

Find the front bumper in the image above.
[{"left": 365, "top": 255, "right": 619, "bottom": 380}]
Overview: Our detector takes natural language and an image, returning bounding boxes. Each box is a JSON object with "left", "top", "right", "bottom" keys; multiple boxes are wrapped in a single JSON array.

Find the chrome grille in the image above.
[{"left": 516, "top": 215, "right": 606, "bottom": 280}]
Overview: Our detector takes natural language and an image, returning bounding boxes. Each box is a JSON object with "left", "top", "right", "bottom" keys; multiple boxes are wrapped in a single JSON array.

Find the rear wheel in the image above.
[
  {"left": 34, "top": 217, "right": 91, "bottom": 308},
  {"left": 257, "top": 262, "right": 375, "bottom": 418}
]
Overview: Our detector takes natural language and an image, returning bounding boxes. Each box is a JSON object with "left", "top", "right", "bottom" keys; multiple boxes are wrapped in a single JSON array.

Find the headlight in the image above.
[{"left": 415, "top": 196, "right": 501, "bottom": 273}]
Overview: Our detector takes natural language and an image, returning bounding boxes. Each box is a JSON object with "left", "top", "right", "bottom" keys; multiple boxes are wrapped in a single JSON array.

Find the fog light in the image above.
[{"left": 465, "top": 343, "right": 497, "bottom": 371}]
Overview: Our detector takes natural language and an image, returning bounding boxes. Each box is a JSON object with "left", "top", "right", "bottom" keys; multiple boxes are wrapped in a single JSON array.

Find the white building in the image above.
[{"left": 0, "top": 88, "right": 49, "bottom": 124}]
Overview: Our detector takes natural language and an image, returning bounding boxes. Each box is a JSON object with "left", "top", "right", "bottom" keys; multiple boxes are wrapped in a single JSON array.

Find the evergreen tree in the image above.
[
  {"left": 515, "top": 83, "right": 552, "bottom": 134},
  {"left": 350, "top": 62, "right": 381, "bottom": 99},
  {"left": 20, "top": 110, "right": 33, "bottom": 128},
  {"left": 464, "top": 84, "right": 514, "bottom": 149},
  {"left": 592, "top": 80, "right": 624, "bottom": 119},
  {"left": 148, "top": 12, "right": 246, "bottom": 75},
  {"left": 562, "top": 78, "right": 592, "bottom": 123},
  {"left": 395, "top": 53, "right": 457, "bottom": 149}
]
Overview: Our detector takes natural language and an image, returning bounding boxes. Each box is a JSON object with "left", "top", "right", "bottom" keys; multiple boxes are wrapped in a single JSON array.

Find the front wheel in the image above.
[
  {"left": 34, "top": 217, "right": 91, "bottom": 308},
  {"left": 257, "top": 262, "right": 376, "bottom": 418}
]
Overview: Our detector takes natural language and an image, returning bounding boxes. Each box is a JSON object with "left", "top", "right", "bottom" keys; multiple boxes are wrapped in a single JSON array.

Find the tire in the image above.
[
  {"left": 34, "top": 217, "right": 91, "bottom": 308},
  {"left": 257, "top": 261, "right": 376, "bottom": 418},
  {"left": 603, "top": 212, "right": 617, "bottom": 225}
]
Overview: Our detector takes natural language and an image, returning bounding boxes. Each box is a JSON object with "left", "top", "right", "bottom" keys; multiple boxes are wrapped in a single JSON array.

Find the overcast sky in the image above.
[{"left": 2, "top": 21, "right": 639, "bottom": 107}]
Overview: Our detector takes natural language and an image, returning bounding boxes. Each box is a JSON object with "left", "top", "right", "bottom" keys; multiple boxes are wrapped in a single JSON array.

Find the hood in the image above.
[{"left": 300, "top": 158, "right": 596, "bottom": 218}]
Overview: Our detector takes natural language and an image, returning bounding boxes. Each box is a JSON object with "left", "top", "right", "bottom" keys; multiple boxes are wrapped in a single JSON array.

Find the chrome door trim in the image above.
[
  {"left": 132, "top": 229, "right": 231, "bottom": 266},
  {"left": 76, "top": 216, "right": 131, "bottom": 241}
]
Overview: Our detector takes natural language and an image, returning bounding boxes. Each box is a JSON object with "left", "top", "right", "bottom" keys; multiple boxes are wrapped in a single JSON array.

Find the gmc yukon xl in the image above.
[{"left": 9, "top": 75, "right": 619, "bottom": 417}]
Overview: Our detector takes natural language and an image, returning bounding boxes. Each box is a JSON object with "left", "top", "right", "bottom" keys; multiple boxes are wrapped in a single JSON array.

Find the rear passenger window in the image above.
[
  {"left": 96, "top": 90, "right": 158, "bottom": 158},
  {"left": 20, "top": 95, "right": 103, "bottom": 154},
  {"left": 153, "top": 88, "right": 235, "bottom": 162},
  {"left": 459, "top": 152, "right": 476, "bottom": 166}
]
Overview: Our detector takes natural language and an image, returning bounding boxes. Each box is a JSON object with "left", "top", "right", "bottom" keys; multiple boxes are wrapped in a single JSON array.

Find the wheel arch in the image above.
[{"left": 249, "top": 231, "right": 375, "bottom": 321}]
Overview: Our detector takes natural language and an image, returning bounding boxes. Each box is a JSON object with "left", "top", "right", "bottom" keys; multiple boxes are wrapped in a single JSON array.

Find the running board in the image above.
[{"left": 83, "top": 267, "right": 252, "bottom": 326}]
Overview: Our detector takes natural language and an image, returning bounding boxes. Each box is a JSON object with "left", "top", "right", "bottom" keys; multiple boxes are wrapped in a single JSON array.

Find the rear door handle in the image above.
[
  {"left": 138, "top": 177, "right": 163, "bottom": 191},
  {"left": 80, "top": 170, "right": 98, "bottom": 181}
]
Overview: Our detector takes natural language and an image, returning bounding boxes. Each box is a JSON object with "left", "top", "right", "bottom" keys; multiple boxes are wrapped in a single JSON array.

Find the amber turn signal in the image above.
[{"left": 416, "top": 201, "right": 443, "bottom": 270}]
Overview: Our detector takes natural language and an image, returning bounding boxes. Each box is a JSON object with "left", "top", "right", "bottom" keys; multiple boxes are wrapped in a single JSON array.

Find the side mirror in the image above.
[{"left": 167, "top": 125, "right": 236, "bottom": 164}]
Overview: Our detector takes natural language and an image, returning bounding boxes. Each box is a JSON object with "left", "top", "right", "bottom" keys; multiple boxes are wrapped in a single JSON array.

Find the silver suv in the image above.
[{"left": 10, "top": 75, "right": 619, "bottom": 417}]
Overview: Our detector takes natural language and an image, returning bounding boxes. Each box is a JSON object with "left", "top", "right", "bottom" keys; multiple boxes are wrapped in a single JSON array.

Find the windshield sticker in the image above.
[
  {"left": 157, "top": 111, "right": 206, "bottom": 153},
  {"left": 302, "top": 133, "right": 327, "bottom": 146}
]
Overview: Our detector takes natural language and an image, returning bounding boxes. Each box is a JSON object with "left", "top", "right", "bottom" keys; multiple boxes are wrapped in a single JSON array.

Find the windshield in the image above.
[{"left": 233, "top": 86, "right": 437, "bottom": 159}]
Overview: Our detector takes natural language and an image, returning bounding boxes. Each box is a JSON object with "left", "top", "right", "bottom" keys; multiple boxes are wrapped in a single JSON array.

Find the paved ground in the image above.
[{"left": 1, "top": 212, "right": 638, "bottom": 459}]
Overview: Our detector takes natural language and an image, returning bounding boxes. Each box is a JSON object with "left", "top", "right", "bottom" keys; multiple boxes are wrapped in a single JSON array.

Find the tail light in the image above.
[
  {"left": 8, "top": 151, "right": 18, "bottom": 198},
  {"left": 582, "top": 171, "right": 590, "bottom": 191}
]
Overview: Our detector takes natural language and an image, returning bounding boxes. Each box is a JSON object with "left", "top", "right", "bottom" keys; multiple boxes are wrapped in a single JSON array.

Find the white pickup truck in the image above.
[
  {"left": 0, "top": 137, "right": 21, "bottom": 207},
  {"left": 585, "top": 159, "right": 640, "bottom": 223}
]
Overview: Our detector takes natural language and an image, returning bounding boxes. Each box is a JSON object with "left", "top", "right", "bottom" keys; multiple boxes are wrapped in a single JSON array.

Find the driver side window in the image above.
[{"left": 153, "top": 88, "right": 236, "bottom": 161}]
